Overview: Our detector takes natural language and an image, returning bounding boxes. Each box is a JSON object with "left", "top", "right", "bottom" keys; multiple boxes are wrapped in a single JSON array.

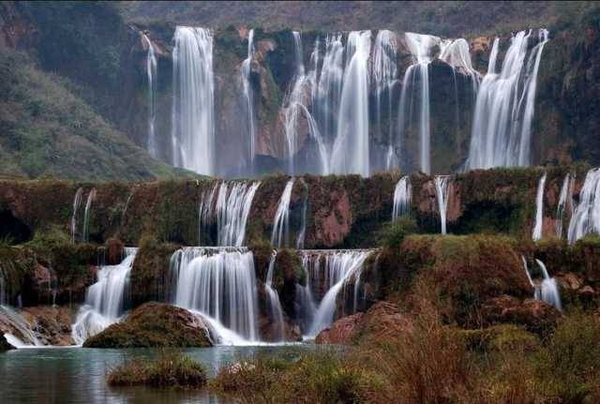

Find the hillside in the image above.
[{"left": 0, "top": 48, "right": 188, "bottom": 180}]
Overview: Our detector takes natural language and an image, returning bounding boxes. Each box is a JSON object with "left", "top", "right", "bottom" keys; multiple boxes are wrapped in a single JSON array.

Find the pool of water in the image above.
[{"left": 0, "top": 345, "right": 315, "bottom": 403}]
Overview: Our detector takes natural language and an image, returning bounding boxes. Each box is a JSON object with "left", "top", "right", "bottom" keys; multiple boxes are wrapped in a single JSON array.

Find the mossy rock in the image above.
[{"left": 83, "top": 302, "right": 213, "bottom": 348}]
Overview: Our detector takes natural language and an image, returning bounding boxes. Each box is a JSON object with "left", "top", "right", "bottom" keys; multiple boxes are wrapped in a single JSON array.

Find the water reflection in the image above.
[{"left": 0, "top": 346, "right": 315, "bottom": 403}]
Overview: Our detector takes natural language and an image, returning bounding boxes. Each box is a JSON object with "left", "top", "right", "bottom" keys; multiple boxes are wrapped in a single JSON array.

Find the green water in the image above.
[{"left": 0, "top": 345, "right": 313, "bottom": 403}]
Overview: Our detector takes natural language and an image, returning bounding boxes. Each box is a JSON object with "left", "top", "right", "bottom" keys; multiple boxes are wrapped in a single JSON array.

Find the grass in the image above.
[{"left": 107, "top": 351, "right": 208, "bottom": 388}]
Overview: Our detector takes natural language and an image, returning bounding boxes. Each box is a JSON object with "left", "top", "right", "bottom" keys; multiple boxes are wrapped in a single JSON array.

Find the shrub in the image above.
[
  {"left": 107, "top": 351, "right": 207, "bottom": 388},
  {"left": 378, "top": 217, "right": 417, "bottom": 248}
]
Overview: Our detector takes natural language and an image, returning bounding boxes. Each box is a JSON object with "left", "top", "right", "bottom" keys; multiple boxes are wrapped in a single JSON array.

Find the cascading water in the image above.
[
  {"left": 330, "top": 31, "right": 371, "bottom": 176},
  {"left": 142, "top": 33, "right": 158, "bottom": 158},
  {"left": 567, "top": 168, "right": 600, "bottom": 244},
  {"left": 171, "top": 26, "right": 215, "bottom": 175},
  {"left": 532, "top": 172, "right": 547, "bottom": 241},
  {"left": 71, "top": 187, "right": 83, "bottom": 244},
  {"left": 523, "top": 258, "right": 562, "bottom": 311},
  {"left": 0, "top": 305, "right": 43, "bottom": 347},
  {"left": 170, "top": 247, "right": 259, "bottom": 343},
  {"left": 299, "top": 250, "right": 371, "bottom": 338},
  {"left": 399, "top": 33, "right": 439, "bottom": 174},
  {"left": 71, "top": 248, "right": 138, "bottom": 345},
  {"left": 434, "top": 175, "right": 450, "bottom": 234},
  {"left": 466, "top": 29, "right": 550, "bottom": 169},
  {"left": 296, "top": 178, "right": 308, "bottom": 249},
  {"left": 555, "top": 173, "right": 574, "bottom": 238},
  {"left": 82, "top": 188, "right": 96, "bottom": 243},
  {"left": 271, "top": 179, "right": 295, "bottom": 248},
  {"left": 371, "top": 30, "right": 398, "bottom": 170},
  {"left": 264, "top": 251, "right": 285, "bottom": 341},
  {"left": 392, "top": 176, "right": 412, "bottom": 220},
  {"left": 199, "top": 181, "right": 261, "bottom": 246},
  {"left": 241, "top": 29, "right": 256, "bottom": 172}
]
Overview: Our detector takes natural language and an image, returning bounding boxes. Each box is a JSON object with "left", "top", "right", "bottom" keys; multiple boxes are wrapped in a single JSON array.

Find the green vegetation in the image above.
[
  {"left": 0, "top": 48, "right": 188, "bottom": 180},
  {"left": 84, "top": 302, "right": 213, "bottom": 348},
  {"left": 107, "top": 351, "right": 208, "bottom": 388},
  {"left": 377, "top": 217, "right": 417, "bottom": 248}
]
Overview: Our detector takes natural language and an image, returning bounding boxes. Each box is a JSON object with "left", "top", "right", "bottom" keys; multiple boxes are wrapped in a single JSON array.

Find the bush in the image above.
[
  {"left": 107, "top": 351, "right": 207, "bottom": 388},
  {"left": 378, "top": 217, "right": 417, "bottom": 248},
  {"left": 534, "top": 312, "right": 600, "bottom": 402}
]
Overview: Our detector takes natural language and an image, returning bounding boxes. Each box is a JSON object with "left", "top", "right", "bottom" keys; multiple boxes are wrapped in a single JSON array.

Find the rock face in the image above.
[
  {"left": 20, "top": 306, "right": 74, "bottom": 346},
  {"left": 83, "top": 302, "right": 213, "bottom": 348}
]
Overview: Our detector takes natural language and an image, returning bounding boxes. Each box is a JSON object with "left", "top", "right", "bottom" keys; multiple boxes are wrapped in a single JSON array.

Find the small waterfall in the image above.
[
  {"left": 0, "top": 305, "right": 43, "bottom": 347},
  {"left": 434, "top": 176, "right": 450, "bottom": 234},
  {"left": 555, "top": 173, "right": 574, "bottom": 238},
  {"left": 399, "top": 33, "right": 439, "bottom": 174},
  {"left": 523, "top": 258, "right": 562, "bottom": 311},
  {"left": 372, "top": 30, "right": 398, "bottom": 170},
  {"left": 171, "top": 26, "right": 215, "bottom": 175},
  {"left": 120, "top": 191, "right": 134, "bottom": 230},
  {"left": 170, "top": 247, "right": 259, "bottom": 342},
  {"left": 142, "top": 33, "right": 158, "bottom": 157},
  {"left": 199, "top": 181, "right": 261, "bottom": 246},
  {"left": 296, "top": 178, "right": 308, "bottom": 249},
  {"left": 241, "top": 29, "right": 256, "bottom": 172},
  {"left": 532, "top": 172, "right": 547, "bottom": 241},
  {"left": 299, "top": 250, "right": 371, "bottom": 338},
  {"left": 71, "top": 248, "right": 138, "bottom": 345},
  {"left": 71, "top": 187, "right": 83, "bottom": 244},
  {"left": 271, "top": 179, "right": 295, "bottom": 248},
  {"left": 331, "top": 31, "right": 371, "bottom": 176},
  {"left": 82, "top": 188, "right": 96, "bottom": 243},
  {"left": 466, "top": 29, "right": 550, "bottom": 169},
  {"left": 265, "top": 251, "right": 284, "bottom": 341},
  {"left": 392, "top": 176, "right": 412, "bottom": 220},
  {"left": 567, "top": 168, "right": 600, "bottom": 244}
]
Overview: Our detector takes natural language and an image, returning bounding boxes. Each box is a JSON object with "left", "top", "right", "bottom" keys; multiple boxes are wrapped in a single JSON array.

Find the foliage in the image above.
[
  {"left": 107, "top": 350, "right": 208, "bottom": 388},
  {"left": 377, "top": 217, "right": 417, "bottom": 248}
]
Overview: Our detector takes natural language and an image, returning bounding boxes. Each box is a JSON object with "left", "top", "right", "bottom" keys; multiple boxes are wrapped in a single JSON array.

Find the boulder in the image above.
[
  {"left": 20, "top": 306, "right": 74, "bottom": 346},
  {"left": 83, "top": 302, "right": 213, "bottom": 348},
  {"left": 481, "top": 295, "right": 562, "bottom": 335}
]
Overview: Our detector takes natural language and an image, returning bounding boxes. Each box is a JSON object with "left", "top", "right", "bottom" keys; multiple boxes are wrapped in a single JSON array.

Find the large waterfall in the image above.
[
  {"left": 170, "top": 247, "right": 259, "bottom": 343},
  {"left": 331, "top": 31, "right": 372, "bottom": 176},
  {"left": 372, "top": 30, "right": 399, "bottom": 170},
  {"left": 532, "top": 172, "right": 547, "bottom": 241},
  {"left": 298, "top": 250, "right": 371, "bottom": 338},
  {"left": 241, "top": 29, "right": 256, "bottom": 172},
  {"left": 171, "top": 26, "right": 215, "bottom": 175},
  {"left": 199, "top": 181, "right": 261, "bottom": 246},
  {"left": 392, "top": 176, "right": 412, "bottom": 220},
  {"left": 271, "top": 178, "right": 295, "bottom": 248},
  {"left": 142, "top": 33, "right": 158, "bottom": 158},
  {"left": 567, "top": 168, "right": 600, "bottom": 244},
  {"left": 466, "top": 29, "right": 550, "bottom": 169},
  {"left": 72, "top": 248, "right": 138, "bottom": 345},
  {"left": 399, "top": 33, "right": 439, "bottom": 174}
]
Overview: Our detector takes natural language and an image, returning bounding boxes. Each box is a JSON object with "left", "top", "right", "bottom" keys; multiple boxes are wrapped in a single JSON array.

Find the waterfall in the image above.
[
  {"left": 399, "top": 33, "right": 439, "bottom": 174},
  {"left": 0, "top": 305, "right": 43, "bottom": 347},
  {"left": 71, "top": 187, "right": 83, "bottom": 244},
  {"left": 524, "top": 258, "right": 562, "bottom": 311},
  {"left": 82, "top": 188, "right": 96, "bottom": 243},
  {"left": 265, "top": 251, "right": 284, "bottom": 341},
  {"left": 171, "top": 26, "right": 215, "bottom": 175},
  {"left": 466, "top": 29, "right": 550, "bottom": 169},
  {"left": 271, "top": 179, "right": 295, "bottom": 247},
  {"left": 372, "top": 30, "right": 399, "bottom": 170},
  {"left": 296, "top": 178, "right": 308, "bottom": 249},
  {"left": 142, "top": 34, "right": 158, "bottom": 158},
  {"left": 241, "top": 29, "right": 256, "bottom": 172},
  {"left": 434, "top": 176, "right": 450, "bottom": 234},
  {"left": 392, "top": 176, "right": 412, "bottom": 220},
  {"left": 199, "top": 181, "right": 261, "bottom": 246},
  {"left": 555, "top": 173, "right": 574, "bottom": 238},
  {"left": 567, "top": 168, "right": 600, "bottom": 244},
  {"left": 532, "top": 172, "right": 547, "bottom": 241},
  {"left": 299, "top": 250, "right": 371, "bottom": 338},
  {"left": 439, "top": 38, "right": 480, "bottom": 89},
  {"left": 330, "top": 31, "right": 371, "bottom": 176},
  {"left": 71, "top": 248, "right": 138, "bottom": 345},
  {"left": 170, "top": 247, "right": 259, "bottom": 342}
]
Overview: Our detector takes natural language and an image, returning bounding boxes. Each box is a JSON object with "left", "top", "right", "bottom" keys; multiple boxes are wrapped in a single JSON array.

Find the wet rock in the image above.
[
  {"left": 315, "top": 313, "right": 363, "bottom": 344},
  {"left": 20, "top": 306, "right": 74, "bottom": 346},
  {"left": 84, "top": 302, "right": 213, "bottom": 348}
]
